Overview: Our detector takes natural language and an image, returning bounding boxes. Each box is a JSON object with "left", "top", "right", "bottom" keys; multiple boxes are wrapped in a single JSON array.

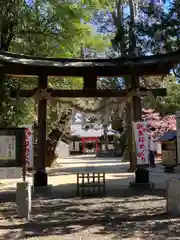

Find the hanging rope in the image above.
[
  {"left": 31, "top": 87, "right": 157, "bottom": 115},
  {"left": 56, "top": 97, "right": 118, "bottom": 113},
  {"left": 53, "top": 88, "right": 156, "bottom": 114},
  {"left": 33, "top": 88, "right": 53, "bottom": 101},
  {"left": 138, "top": 89, "right": 156, "bottom": 109},
  {"left": 125, "top": 88, "right": 156, "bottom": 108}
]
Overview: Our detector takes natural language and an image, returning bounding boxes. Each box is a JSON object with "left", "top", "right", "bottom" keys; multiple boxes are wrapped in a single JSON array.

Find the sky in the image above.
[
  {"left": 24, "top": 0, "right": 176, "bottom": 55},
  {"left": 25, "top": 0, "right": 34, "bottom": 6},
  {"left": 23, "top": 0, "right": 178, "bottom": 81}
]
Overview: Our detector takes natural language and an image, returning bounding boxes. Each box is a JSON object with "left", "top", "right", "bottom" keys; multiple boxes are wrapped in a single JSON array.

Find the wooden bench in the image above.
[{"left": 77, "top": 172, "right": 105, "bottom": 197}]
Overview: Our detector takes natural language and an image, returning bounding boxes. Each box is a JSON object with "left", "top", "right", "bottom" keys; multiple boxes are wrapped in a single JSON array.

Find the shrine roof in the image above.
[
  {"left": 0, "top": 50, "right": 179, "bottom": 77},
  {"left": 158, "top": 130, "right": 176, "bottom": 142},
  {"left": 71, "top": 124, "right": 118, "bottom": 138}
]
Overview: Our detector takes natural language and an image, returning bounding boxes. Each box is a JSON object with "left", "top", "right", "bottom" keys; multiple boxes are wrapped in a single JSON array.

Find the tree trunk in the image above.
[
  {"left": 45, "top": 108, "right": 72, "bottom": 167},
  {"left": 111, "top": 0, "right": 136, "bottom": 170},
  {"left": 126, "top": 0, "right": 142, "bottom": 172},
  {"left": 124, "top": 77, "right": 135, "bottom": 172}
]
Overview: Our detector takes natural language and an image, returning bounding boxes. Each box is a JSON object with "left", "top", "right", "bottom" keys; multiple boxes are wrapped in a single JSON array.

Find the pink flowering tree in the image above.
[{"left": 142, "top": 109, "right": 176, "bottom": 138}]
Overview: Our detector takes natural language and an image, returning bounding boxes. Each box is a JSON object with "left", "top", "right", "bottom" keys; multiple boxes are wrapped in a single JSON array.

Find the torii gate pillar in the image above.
[{"left": 33, "top": 75, "right": 48, "bottom": 187}]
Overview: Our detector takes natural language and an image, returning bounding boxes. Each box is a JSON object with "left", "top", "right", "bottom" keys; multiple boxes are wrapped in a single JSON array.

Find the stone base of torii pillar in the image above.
[
  {"left": 33, "top": 171, "right": 52, "bottom": 195},
  {"left": 129, "top": 168, "right": 154, "bottom": 190}
]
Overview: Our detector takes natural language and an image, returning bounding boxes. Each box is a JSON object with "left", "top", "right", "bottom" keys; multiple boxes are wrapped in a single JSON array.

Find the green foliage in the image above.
[
  {"left": 156, "top": 75, "right": 180, "bottom": 114},
  {"left": 0, "top": 0, "right": 109, "bottom": 130},
  {"left": 0, "top": 76, "right": 35, "bottom": 127},
  {"left": 95, "top": 0, "right": 180, "bottom": 117},
  {"left": 0, "top": 0, "right": 179, "bottom": 131}
]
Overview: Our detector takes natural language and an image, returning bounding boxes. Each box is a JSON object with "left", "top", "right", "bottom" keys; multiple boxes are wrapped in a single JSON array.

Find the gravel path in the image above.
[{"left": 0, "top": 189, "right": 179, "bottom": 240}]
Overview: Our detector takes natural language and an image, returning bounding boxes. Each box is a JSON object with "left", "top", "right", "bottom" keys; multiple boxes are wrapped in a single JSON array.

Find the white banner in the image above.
[
  {"left": 176, "top": 111, "right": 180, "bottom": 164},
  {"left": 19, "top": 125, "right": 33, "bottom": 168},
  {"left": 133, "top": 121, "right": 149, "bottom": 165},
  {"left": 0, "top": 135, "right": 16, "bottom": 160}
]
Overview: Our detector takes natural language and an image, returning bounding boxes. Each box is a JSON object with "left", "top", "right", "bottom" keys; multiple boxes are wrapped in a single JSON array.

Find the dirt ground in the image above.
[
  {"left": 0, "top": 188, "right": 178, "bottom": 240},
  {"left": 0, "top": 155, "right": 179, "bottom": 239},
  {"left": 0, "top": 155, "right": 178, "bottom": 191}
]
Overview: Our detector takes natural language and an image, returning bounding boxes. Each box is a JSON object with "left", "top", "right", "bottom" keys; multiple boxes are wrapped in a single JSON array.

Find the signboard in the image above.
[
  {"left": 0, "top": 136, "right": 16, "bottom": 160},
  {"left": 133, "top": 121, "right": 149, "bottom": 165},
  {"left": 19, "top": 125, "right": 33, "bottom": 168},
  {"left": 176, "top": 111, "right": 180, "bottom": 164}
]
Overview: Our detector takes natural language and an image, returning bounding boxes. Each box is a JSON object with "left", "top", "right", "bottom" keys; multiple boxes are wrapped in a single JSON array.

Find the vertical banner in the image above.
[
  {"left": 19, "top": 125, "right": 33, "bottom": 168},
  {"left": 176, "top": 111, "right": 180, "bottom": 164},
  {"left": 133, "top": 121, "right": 149, "bottom": 165}
]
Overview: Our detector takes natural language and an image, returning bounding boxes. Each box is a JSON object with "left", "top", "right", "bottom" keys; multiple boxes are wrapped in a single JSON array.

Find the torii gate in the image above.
[{"left": 0, "top": 50, "right": 179, "bottom": 187}]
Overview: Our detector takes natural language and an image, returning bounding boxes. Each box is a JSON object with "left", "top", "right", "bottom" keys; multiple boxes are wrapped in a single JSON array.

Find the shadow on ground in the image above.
[
  {"left": 48, "top": 161, "right": 165, "bottom": 177},
  {"left": 48, "top": 163, "right": 129, "bottom": 176},
  {"left": 0, "top": 168, "right": 22, "bottom": 180},
  {"left": 58, "top": 157, "right": 124, "bottom": 166},
  {"left": 0, "top": 158, "right": 177, "bottom": 239},
  {"left": 0, "top": 183, "right": 178, "bottom": 240}
]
